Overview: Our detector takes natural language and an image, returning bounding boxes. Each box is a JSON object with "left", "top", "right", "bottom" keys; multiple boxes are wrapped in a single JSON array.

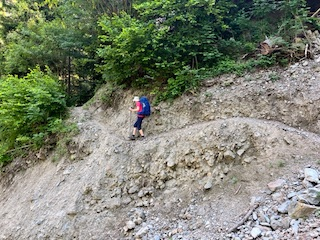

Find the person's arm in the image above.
[
  {"left": 129, "top": 106, "right": 138, "bottom": 112},
  {"left": 130, "top": 101, "right": 142, "bottom": 112}
]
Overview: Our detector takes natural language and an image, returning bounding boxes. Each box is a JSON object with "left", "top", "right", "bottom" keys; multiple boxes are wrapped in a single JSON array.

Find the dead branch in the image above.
[
  {"left": 228, "top": 203, "right": 259, "bottom": 233},
  {"left": 5, "top": 144, "right": 34, "bottom": 154},
  {"left": 311, "top": 7, "right": 320, "bottom": 17},
  {"left": 234, "top": 185, "right": 242, "bottom": 195}
]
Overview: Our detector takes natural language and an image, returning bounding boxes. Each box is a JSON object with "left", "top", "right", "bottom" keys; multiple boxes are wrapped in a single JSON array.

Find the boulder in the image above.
[{"left": 288, "top": 201, "right": 320, "bottom": 219}]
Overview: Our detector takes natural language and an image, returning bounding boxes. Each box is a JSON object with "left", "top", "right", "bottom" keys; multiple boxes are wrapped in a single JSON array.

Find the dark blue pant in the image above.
[{"left": 134, "top": 117, "right": 144, "bottom": 130}]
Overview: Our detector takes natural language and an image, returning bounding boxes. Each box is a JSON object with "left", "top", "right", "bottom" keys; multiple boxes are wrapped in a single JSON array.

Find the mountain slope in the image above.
[{"left": 1, "top": 56, "right": 320, "bottom": 239}]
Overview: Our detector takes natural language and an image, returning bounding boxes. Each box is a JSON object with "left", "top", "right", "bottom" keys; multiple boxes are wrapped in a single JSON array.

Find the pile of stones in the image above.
[{"left": 225, "top": 166, "right": 320, "bottom": 239}]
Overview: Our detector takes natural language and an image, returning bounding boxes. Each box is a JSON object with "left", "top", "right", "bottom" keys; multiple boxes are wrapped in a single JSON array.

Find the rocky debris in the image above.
[
  {"left": 118, "top": 167, "right": 320, "bottom": 239},
  {"left": 143, "top": 54, "right": 320, "bottom": 139},
  {"left": 225, "top": 167, "right": 320, "bottom": 240}
]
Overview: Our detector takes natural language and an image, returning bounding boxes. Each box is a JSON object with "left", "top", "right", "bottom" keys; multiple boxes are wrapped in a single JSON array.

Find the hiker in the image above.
[{"left": 129, "top": 96, "right": 145, "bottom": 140}]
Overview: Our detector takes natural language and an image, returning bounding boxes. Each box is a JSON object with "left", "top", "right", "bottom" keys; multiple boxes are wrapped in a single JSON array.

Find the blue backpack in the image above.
[{"left": 138, "top": 96, "right": 151, "bottom": 116}]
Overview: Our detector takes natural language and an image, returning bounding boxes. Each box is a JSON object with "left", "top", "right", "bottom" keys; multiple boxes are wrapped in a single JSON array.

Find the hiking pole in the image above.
[{"left": 129, "top": 110, "right": 132, "bottom": 137}]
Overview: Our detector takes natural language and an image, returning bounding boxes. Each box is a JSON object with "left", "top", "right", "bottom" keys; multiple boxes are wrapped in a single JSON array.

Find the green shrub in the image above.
[
  {"left": 247, "top": 55, "right": 278, "bottom": 69},
  {"left": 206, "top": 58, "right": 250, "bottom": 77},
  {"left": 277, "top": 160, "right": 286, "bottom": 168},
  {"left": 269, "top": 72, "right": 281, "bottom": 82},
  {"left": 155, "top": 66, "right": 203, "bottom": 103},
  {"left": 0, "top": 67, "right": 67, "bottom": 165}
]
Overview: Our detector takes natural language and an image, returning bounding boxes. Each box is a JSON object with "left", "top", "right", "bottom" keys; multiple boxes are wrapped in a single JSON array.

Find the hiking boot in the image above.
[{"left": 129, "top": 135, "right": 136, "bottom": 140}]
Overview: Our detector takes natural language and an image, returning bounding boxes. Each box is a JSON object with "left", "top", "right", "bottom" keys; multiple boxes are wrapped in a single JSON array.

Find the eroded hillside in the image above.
[{"left": 1, "top": 56, "right": 320, "bottom": 239}]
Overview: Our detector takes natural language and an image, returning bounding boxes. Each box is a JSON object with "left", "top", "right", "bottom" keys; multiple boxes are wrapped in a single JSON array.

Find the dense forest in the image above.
[{"left": 0, "top": 0, "right": 319, "bottom": 165}]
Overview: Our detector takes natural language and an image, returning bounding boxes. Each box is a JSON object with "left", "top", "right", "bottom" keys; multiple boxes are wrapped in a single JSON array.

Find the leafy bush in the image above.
[
  {"left": 155, "top": 67, "right": 204, "bottom": 103},
  {"left": 0, "top": 67, "right": 67, "bottom": 165},
  {"left": 217, "top": 38, "right": 256, "bottom": 57},
  {"left": 240, "top": 0, "right": 310, "bottom": 42}
]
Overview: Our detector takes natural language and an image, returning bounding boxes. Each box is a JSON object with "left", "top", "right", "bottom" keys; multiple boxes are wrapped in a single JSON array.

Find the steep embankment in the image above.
[{"left": 1, "top": 56, "right": 320, "bottom": 239}]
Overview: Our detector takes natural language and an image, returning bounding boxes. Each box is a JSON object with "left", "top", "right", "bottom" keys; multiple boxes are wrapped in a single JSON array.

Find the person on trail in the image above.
[{"left": 129, "top": 96, "right": 145, "bottom": 140}]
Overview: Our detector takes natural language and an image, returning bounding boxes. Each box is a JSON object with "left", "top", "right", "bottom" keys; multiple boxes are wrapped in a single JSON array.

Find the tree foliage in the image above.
[
  {"left": 97, "top": 0, "right": 237, "bottom": 87},
  {"left": 0, "top": 0, "right": 102, "bottom": 105}
]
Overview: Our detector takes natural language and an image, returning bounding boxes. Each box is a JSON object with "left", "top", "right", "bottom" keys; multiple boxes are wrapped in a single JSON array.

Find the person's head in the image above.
[{"left": 133, "top": 96, "right": 140, "bottom": 102}]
